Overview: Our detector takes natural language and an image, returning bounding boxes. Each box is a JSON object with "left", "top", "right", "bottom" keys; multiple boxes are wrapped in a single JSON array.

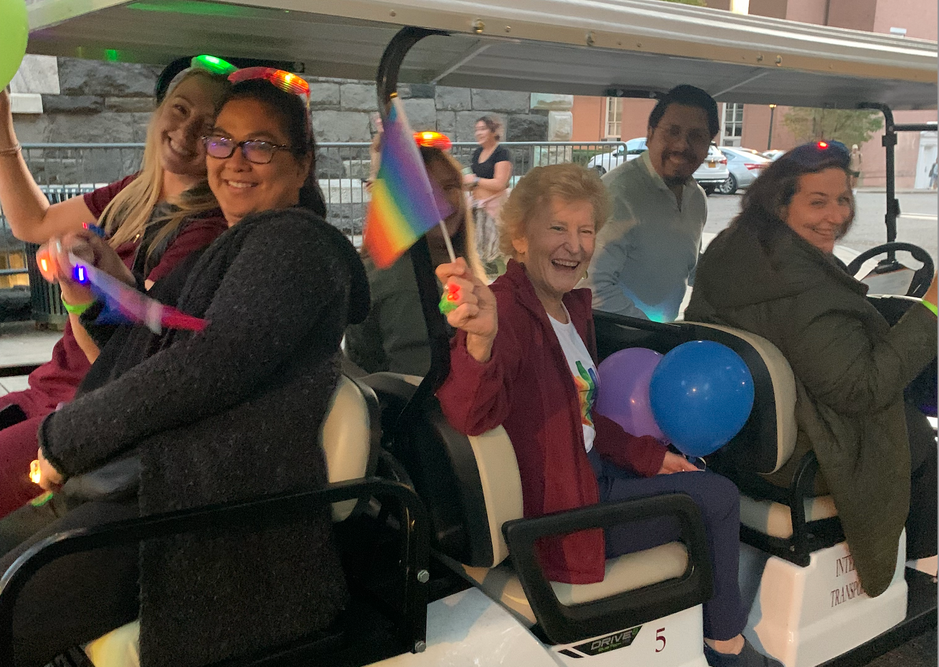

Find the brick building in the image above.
[{"left": 571, "top": 0, "right": 938, "bottom": 188}]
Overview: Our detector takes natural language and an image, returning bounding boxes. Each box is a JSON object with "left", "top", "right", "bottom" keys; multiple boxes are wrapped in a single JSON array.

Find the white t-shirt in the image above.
[{"left": 549, "top": 309, "right": 599, "bottom": 453}]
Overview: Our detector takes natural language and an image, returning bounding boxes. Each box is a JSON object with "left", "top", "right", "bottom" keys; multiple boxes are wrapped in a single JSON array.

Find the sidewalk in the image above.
[{"left": 0, "top": 321, "right": 60, "bottom": 396}]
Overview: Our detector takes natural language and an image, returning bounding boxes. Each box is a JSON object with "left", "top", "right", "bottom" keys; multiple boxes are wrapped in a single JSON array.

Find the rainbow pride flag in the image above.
[{"left": 364, "top": 97, "right": 445, "bottom": 269}]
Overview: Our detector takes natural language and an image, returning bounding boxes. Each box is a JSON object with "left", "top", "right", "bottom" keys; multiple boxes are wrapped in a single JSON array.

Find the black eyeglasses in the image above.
[
  {"left": 202, "top": 136, "right": 291, "bottom": 165},
  {"left": 785, "top": 140, "right": 851, "bottom": 168}
]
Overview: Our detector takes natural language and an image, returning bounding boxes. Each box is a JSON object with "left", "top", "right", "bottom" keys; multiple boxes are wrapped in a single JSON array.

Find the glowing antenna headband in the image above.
[{"left": 228, "top": 66, "right": 311, "bottom": 106}]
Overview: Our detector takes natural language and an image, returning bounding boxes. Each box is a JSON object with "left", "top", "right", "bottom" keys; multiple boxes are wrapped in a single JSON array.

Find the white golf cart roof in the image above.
[{"left": 26, "top": 0, "right": 938, "bottom": 110}]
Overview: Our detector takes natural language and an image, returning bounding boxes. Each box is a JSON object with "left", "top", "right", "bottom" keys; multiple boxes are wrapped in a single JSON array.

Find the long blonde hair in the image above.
[{"left": 100, "top": 69, "right": 229, "bottom": 258}]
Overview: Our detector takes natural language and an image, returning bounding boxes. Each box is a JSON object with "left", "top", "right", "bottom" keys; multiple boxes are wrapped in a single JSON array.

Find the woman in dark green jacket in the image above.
[{"left": 686, "top": 141, "right": 937, "bottom": 597}]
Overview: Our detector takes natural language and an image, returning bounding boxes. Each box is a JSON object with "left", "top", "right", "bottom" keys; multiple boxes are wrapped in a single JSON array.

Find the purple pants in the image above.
[{"left": 588, "top": 448, "right": 747, "bottom": 641}]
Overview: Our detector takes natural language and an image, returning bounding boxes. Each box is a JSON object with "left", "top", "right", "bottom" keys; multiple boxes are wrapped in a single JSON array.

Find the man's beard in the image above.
[
  {"left": 659, "top": 150, "right": 699, "bottom": 188},
  {"left": 663, "top": 174, "right": 688, "bottom": 188}
]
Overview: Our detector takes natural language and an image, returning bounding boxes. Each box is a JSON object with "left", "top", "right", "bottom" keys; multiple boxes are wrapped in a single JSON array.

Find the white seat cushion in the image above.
[
  {"left": 466, "top": 427, "right": 524, "bottom": 567},
  {"left": 462, "top": 542, "right": 689, "bottom": 627},
  {"left": 320, "top": 375, "right": 374, "bottom": 521},
  {"left": 739, "top": 495, "right": 838, "bottom": 539},
  {"left": 84, "top": 620, "right": 140, "bottom": 667}
]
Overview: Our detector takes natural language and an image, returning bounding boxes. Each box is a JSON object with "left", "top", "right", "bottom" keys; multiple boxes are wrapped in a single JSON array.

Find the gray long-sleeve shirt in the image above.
[{"left": 585, "top": 151, "right": 706, "bottom": 322}]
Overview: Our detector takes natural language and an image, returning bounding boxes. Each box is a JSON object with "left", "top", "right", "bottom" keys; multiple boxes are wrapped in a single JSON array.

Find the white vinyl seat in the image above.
[
  {"left": 321, "top": 375, "right": 379, "bottom": 520},
  {"left": 739, "top": 496, "right": 839, "bottom": 539},
  {"left": 448, "top": 426, "right": 690, "bottom": 628},
  {"left": 82, "top": 374, "right": 377, "bottom": 666}
]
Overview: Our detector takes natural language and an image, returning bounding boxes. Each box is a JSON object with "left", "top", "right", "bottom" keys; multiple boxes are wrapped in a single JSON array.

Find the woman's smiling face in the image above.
[
  {"left": 155, "top": 75, "right": 227, "bottom": 178},
  {"left": 207, "top": 97, "right": 310, "bottom": 226},
  {"left": 782, "top": 167, "right": 853, "bottom": 254},
  {"left": 513, "top": 197, "right": 597, "bottom": 307}
]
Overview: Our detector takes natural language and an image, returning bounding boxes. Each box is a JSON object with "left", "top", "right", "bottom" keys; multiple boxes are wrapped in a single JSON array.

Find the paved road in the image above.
[{"left": 705, "top": 190, "right": 938, "bottom": 265}]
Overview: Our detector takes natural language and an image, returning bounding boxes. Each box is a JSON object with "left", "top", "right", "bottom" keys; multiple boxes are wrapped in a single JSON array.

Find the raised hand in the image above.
[{"left": 435, "top": 257, "right": 498, "bottom": 362}]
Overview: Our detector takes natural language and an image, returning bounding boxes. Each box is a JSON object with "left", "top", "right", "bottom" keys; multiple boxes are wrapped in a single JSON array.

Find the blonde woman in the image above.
[{"left": 0, "top": 68, "right": 230, "bottom": 517}]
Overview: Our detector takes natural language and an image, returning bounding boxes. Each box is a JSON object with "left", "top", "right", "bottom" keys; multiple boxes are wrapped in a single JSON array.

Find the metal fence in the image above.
[
  {"left": 0, "top": 140, "right": 625, "bottom": 303},
  {"left": 314, "top": 140, "right": 626, "bottom": 242}
]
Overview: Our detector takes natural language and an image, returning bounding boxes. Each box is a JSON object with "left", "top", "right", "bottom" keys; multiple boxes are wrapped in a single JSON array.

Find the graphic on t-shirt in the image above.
[{"left": 574, "top": 360, "right": 599, "bottom": 428}]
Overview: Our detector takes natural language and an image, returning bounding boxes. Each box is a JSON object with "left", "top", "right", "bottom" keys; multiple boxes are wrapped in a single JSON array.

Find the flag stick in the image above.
[{"left": 438, "top": 219, "right": 456, "bottom": 263}]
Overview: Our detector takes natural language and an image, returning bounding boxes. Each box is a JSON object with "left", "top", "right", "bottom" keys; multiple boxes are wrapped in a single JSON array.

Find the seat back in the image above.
[
  {"left": 383, "top": 391, "right": 521, "bottom": 567},
  {"left": 320, "top": 374, "right": 381, "bottom": 520},
  {"left": 464, "top": 428, "right": 525, "bottom": 566},
  {"left": 593, "top": 311, "right": 797, "bottom": 474},
  {"left": 691, "top": 322, "right": 798, "bottom": 474}
]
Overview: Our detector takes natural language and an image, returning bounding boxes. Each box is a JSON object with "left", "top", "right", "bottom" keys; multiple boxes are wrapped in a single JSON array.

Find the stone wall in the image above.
[
  {"left": 12, "top": 57, "right": 574, "bottom": 160},
  {"left": 9, "top": 57, "right": 575, "bottom": 233},
  {"left": 12, "top": 57, "right": 160, "bottom": 145}
]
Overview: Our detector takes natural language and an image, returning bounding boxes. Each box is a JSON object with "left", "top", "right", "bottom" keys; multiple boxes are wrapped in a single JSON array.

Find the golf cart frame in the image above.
[{"left": 0, "top": 0, "right": 936, "bottom": 664}]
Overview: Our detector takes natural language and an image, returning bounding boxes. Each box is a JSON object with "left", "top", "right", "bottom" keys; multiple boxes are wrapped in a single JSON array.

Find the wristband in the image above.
[
  {"left": 921, "top": 299, "right": 938, "bottom": 317},
  {"left": 0, "top": 143, "right": 21, "bottom": 157},
  {"left": 61, "top": 294, "right": 94, "bottom": 316}
]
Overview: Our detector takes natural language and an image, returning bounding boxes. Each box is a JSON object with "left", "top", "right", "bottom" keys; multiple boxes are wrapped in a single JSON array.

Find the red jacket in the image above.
[{"left": 437, "top": 260, "right": 667, "bottom": 584}]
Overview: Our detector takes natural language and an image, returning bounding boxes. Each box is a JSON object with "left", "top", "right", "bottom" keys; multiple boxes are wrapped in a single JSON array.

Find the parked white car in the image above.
[
  {"left": 587, "top": 138, "right": 729, "bottom": 195},
  {"left": 694, "top": 144, "right": 730, "bottom": 194},
  {"left": 585, "top": 138, "right": 646, "bottom": 175}
]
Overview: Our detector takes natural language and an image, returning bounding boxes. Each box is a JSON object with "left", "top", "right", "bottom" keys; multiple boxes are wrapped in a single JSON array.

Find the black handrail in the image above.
[
  {"left": 856, "top": 105, "right": 937, "bottom": 251},
  {"left": 503, "top": 493, "right": 713, "bottom": 645},
  {"left": 0, "top": 477, "right": 430, "bottom": 665},
  {"left": 374, "top": 28, "right": 452, "bottom": 436}
]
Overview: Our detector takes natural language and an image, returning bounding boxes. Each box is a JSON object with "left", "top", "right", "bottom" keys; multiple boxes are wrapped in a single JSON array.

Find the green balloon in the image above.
[{"left": 0, "top": 0, "right": 28, "bottom": 90}]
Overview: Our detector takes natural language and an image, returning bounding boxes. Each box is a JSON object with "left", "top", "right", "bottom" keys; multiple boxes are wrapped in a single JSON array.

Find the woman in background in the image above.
[{"left": 466, "top": 115, "right": 512, "bottom": 273}]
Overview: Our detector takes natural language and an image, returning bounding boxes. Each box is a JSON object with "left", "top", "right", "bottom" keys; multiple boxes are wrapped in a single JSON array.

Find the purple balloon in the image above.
[{"left": 595, "top": 348, "right": 665, "bottom": 440}]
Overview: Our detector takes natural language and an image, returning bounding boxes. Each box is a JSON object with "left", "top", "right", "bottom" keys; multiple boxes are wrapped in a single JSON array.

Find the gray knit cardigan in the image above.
[{"left": 40, "top": 208, "right": 369, "bottom": 665}]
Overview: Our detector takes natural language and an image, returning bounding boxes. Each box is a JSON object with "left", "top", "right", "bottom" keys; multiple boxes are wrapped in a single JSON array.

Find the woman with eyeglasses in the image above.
[
  {"left": 0, "top": 71, "right": 367, "bottom": 667},
  {"left": 686, "top": 141, "right": 938, "bottom": 598},
  {"left": 0, "top": 66, "right": 231, "bottom": 518}
]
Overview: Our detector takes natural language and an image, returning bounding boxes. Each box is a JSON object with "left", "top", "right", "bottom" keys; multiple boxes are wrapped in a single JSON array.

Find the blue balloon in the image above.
[{"left": 649, "top": 341, "right": 755, "bottom": 458}]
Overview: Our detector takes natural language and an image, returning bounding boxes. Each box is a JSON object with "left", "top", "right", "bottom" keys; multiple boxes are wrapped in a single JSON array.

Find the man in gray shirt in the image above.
[{"left": 586, "top": 85, "right": 719, "bottom": 322}]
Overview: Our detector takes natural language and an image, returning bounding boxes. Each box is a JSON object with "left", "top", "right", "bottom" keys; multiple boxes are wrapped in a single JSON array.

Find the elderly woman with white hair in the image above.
[{"left": 435, "top": 163, "right": 781, "bottom": 667}]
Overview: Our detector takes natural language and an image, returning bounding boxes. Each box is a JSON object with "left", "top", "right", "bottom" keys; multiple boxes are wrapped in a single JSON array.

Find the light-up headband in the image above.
[
  {"left": 413, "top": 131, "right": 452, "bottom": 151},
  {"left": 190, "top": 54, "right": 238, "bottom": 76},
  {"left": 228, "top": 67, "right": 310, "bottom": 105}
]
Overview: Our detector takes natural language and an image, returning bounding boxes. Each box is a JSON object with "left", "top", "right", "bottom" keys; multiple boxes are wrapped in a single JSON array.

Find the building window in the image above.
[
  {"left": 604, "top": 98, "right": 622, "bottom": 140},
  {"left": 721, "top": 102, "right": 744, "bottom": 147}
]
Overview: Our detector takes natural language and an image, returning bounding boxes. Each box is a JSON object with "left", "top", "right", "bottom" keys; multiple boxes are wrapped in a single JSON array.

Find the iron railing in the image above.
[
  {"left": 0, "top": 140, "right": 626, "bottom": 307},
  {"left": 0, "top": 140, "right": 626, "bottom": 238}
]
